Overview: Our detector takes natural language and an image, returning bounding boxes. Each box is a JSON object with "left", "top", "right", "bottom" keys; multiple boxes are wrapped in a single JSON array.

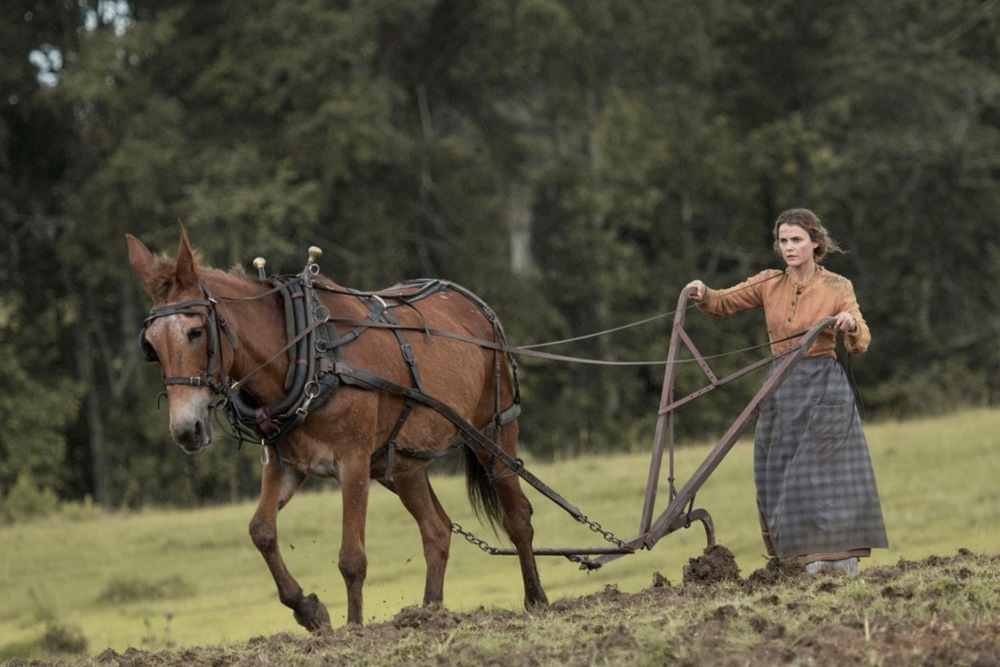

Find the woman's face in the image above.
[{"left": 776, "top": 223, "right": 819, "bottom": 270}]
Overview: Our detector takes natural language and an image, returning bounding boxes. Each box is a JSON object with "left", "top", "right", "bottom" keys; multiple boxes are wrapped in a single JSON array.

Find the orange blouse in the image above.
[{"left": 696, "top": 267, "right": 871, "bottom": 358}]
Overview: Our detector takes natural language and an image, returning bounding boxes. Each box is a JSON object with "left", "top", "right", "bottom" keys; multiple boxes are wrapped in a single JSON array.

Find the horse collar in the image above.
[{"left": 220, "top": 276, "right": 344, "bottom": 446}]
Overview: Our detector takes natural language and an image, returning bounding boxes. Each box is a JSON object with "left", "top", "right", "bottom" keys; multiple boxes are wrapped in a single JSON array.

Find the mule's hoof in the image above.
[
  {"left": 525, "top": 591, "right": 549, "bottom": 608},
  {"left": 294, "top": 593, "right": 332, "bottom": 633}
]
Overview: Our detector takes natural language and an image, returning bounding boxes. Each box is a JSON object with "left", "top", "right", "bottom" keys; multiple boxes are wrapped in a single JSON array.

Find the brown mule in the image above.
[{"left": 126, "top": 226, "right": 547, "bottom": 631}]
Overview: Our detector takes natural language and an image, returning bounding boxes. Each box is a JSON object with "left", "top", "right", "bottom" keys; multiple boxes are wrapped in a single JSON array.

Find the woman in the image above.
[{"left": 686, "top": 208, "right": 888, "bottom": 574}]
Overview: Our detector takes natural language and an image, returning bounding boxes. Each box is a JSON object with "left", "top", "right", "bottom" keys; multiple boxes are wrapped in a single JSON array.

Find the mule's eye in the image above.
[{"left": 187, "top": 327, "right": 205, "bottom": 343}]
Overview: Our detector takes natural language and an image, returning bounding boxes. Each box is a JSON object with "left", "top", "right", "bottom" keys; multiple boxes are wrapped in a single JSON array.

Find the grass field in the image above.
[{"left": 1, "top": 407, "right": 997, "bottom": 660}]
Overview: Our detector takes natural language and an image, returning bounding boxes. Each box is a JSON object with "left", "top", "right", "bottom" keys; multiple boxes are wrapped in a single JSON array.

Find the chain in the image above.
[
  {"left": 578, "top": 514, "right": 631, "bottom": 550},
  {"left": 450, "top": 510, "right": 631, "bottom": 560},
  {"left": 451, "top": 522, "right": 501, "bottom": 555}
]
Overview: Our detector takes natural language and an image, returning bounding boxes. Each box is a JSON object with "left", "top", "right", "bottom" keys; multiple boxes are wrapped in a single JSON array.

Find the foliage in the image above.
[
  {"left": 0, "top": 588, "right": 89, "bottom": 660},
  {"left": 0, "top": 474, "right": 61, "bottom": 524},
  {"left": 0, "top": 296, "right": 81, "bottom": 514},
  {"left": 0, "top": 0, "right": 997, "bottom": 508}
]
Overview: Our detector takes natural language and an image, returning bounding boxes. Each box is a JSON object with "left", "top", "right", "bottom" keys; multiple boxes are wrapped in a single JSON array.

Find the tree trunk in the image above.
[
  {"left": 507, "top": 182, "right": 534, "bottom": 276},
  {"left": 62, "top": 263, "right": 111, "bottom": 508}
]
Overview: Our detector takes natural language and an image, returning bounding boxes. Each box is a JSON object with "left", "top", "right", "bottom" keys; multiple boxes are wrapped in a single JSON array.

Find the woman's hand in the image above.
[
  {"left": 686, "top": 280, "right": 707, "bottom": 301},
  {"left": 833, "top": 311, "right": 858, "bottom": 333}
]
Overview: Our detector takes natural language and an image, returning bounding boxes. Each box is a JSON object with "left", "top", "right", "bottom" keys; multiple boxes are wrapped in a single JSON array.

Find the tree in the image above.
[
  {"left": 1, "top": 0, "right": 996, "bottom": 512},
  {"left": 0, "top": 0, "right": 89, "bottom": 507}
]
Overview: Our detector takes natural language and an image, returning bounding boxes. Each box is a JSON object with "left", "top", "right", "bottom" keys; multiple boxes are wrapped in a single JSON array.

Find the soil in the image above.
[
  {"left": 682, "top": 543, "right": 743, "bottom": 585},
  {"left": 10, "top": 548, "right": 1000, "bottom": 667}
]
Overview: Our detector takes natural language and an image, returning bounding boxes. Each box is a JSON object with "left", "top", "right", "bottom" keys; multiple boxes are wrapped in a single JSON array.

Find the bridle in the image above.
[{"left": 140, "top": 279, "right": 238, "bottom": 393}]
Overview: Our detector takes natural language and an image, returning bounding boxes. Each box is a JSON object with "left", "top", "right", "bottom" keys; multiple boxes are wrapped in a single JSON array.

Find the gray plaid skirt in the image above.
[{"left": 755, "top": 357, "right": 888, "bottom": 559}]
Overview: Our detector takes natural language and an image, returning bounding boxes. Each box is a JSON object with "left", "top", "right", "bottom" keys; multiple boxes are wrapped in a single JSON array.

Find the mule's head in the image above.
[{"left": 127, "top": 226, "right": 224, "bottom": 454}]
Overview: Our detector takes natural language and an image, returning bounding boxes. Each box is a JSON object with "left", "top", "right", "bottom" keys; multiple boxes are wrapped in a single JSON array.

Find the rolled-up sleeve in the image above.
[
  {"left": 697, "top": 270, "right": 777, "bottom": 317},
  {"left": 840, "top": 280, "right": 871, "bottom": 354}
]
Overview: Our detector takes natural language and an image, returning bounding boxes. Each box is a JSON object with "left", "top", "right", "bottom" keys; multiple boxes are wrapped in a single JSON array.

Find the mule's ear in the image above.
[
  {"left": 126, "top": 233, "right": 157, "bottom": 295},
  {"left": 174, "top": 222, "right": 199, "bottom": 290}
]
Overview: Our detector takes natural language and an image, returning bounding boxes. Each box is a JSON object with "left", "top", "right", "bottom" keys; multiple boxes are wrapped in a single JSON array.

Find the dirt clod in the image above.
[
  {"left": 650, "top": 571, "right": 671, "bottom": 588},
  {"left": 682, "top": 544, "right": 741, "bottom": 585},
  {"left": 746, "top": 557, "right": 807, "bottom": 586}
]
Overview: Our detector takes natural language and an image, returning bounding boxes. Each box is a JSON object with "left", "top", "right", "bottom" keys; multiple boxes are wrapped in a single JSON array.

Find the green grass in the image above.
[{"left": 1, "top": 408, "right": 997, "bottom": 660}]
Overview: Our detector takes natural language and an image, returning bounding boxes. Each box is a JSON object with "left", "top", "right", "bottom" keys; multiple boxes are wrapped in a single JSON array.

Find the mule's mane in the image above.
[
  {"left": 145, "top": 255, "right": 187, "bottom": 302},
  {"left": 146, "top": 250, "right": 257, "bottom": 302}
]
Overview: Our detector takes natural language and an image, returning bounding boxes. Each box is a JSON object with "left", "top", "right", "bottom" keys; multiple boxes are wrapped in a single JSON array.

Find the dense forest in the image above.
[{"left": 1, "top": 0, "right": 997, "bottom": 516}]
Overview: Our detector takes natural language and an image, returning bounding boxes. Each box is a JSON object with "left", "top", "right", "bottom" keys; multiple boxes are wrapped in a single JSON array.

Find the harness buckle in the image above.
[{"left": 297, "top": 380, "right": 322, "bottom": 416}]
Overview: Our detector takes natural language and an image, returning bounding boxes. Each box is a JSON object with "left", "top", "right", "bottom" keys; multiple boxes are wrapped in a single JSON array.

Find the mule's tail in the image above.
[
  {"left": 463, "top": 445, "right": 504, "bottom": 533},
  {"left": 444, "top": 279, "right": 519, "bottom": 534}
]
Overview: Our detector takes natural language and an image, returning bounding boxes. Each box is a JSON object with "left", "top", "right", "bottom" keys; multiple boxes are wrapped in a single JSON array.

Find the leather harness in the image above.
[{"left": 141, "top": 266, "right": 522, "bottom": 486}]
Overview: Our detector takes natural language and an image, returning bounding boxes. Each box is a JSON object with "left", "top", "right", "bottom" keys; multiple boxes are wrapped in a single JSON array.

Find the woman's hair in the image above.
[{"left": 772, "top": 208, "right": 843, "bottom": 262}]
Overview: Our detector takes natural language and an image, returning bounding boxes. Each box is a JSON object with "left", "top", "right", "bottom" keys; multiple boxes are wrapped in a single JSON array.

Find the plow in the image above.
[{"left": 472, "top": 287, "right": 835, "bottom": 570}]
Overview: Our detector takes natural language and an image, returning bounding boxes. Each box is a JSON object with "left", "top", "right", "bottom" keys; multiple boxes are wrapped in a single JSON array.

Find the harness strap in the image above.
[
  {"left": 333, "top": 361, "right": 585, "bottom": 522},
  {"left": 390, "top": 278, "right": 443, "bottom": 302},
  {"left": 391, "top": 327, "right": 425, "bottom": 394},
  {"left": 366, "top": 305, "right": 431, "bottom": 482},
  {"left": 497, "top": 403, "right": 521, "bottom": 426},
  {"left": 376, "top": 398, "right": 410, "bottom": 479}
]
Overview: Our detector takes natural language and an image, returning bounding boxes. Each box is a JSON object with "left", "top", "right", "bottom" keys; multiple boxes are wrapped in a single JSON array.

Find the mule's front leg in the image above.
[{"left": 249, "top": 451, "right": 332, "bottom": 633}]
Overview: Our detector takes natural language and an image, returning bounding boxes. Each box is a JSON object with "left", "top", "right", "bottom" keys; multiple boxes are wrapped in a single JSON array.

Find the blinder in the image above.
[{"left": 139, "top": 328, "right": 158, "bottom": 362}]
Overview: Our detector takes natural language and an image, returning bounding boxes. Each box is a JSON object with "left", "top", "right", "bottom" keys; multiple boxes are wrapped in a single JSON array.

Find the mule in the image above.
[{"left": 126, "top": 227, "right": 547, "bottom": 631}]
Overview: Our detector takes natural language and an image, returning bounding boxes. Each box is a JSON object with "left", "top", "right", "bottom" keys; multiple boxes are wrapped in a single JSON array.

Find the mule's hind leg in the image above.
[
  {"left": 249, "top": 449, "right": 332, "bottom": 633},
  {"left": 336, "top": 449, "right": 373, "bottom": 625},
  {"left": 476, "top": 423, "right": 548, "bottom": 607},
  {"left": 393, "top": 468, "right": 452, "bottom": 607}
]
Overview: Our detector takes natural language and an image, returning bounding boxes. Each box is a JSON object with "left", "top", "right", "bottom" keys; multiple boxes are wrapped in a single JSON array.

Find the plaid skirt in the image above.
[{"left": 755, "top": 357, "right": 888, "bottom": 559}]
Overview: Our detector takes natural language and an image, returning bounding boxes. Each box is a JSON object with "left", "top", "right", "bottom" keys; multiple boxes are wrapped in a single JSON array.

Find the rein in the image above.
[{"left": 323, "top": 317, "right": 810, "bottom": 367}]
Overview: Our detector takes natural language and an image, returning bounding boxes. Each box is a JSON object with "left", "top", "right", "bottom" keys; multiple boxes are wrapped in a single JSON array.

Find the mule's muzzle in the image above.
[{"left": 173, "top": 417, "right": 213, "bottom": 453}]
